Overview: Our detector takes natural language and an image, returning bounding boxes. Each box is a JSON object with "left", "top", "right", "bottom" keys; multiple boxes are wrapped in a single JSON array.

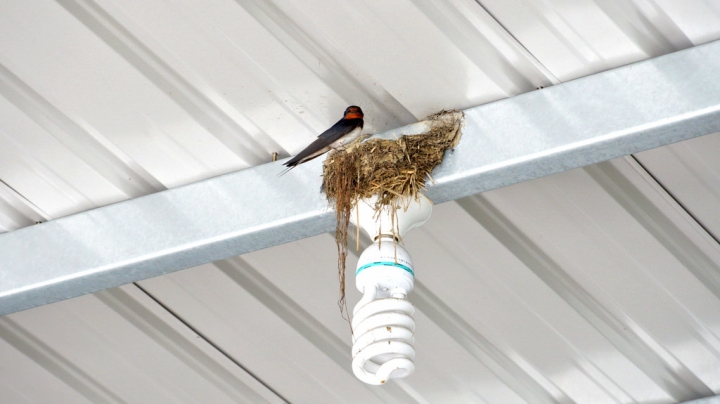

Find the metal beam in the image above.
[
  {"left": 2, "top": 41, "right": 720, "bottom": 316},
  {"left": 683, "top": 395, "right": 720, "bottom": 404}
]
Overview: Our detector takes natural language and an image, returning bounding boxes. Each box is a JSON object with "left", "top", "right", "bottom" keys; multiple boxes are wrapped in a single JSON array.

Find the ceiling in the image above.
[{"left": 1, "top": 0, "right": 720, "bottom": 402}]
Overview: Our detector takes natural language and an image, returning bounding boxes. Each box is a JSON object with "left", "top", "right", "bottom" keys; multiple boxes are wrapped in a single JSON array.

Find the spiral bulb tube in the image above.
[{"left": 351, "top": 236, "right": 416, "bottom": 385}]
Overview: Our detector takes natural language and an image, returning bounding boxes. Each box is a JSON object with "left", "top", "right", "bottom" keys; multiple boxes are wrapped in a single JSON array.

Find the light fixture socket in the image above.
[{"left": 351, "top": 195, "right": 433, "bottom": 241}]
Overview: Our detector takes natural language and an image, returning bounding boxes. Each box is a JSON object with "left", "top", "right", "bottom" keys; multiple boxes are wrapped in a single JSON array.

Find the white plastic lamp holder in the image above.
[
  {"left": 352, "top": 194, "right": 432, "bottom": 241},
  {"left": 349, "top": 195, "right": 432, "bottom": 385}
]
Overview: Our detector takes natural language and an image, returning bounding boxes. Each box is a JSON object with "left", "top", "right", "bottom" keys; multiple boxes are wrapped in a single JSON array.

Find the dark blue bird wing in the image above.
[{"left": 283, "top": 117, "right": 363, "bottom": 168}]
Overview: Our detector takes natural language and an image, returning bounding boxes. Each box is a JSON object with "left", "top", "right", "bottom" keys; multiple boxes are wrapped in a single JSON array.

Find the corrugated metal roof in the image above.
[{"left": 1, "top": 0, "right": 720, "bottom": 402}]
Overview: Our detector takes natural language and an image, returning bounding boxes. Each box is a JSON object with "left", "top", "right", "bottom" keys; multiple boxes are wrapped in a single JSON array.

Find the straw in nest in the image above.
[{"left": 322, "top": 110, "right": 463, "bottom": 318}]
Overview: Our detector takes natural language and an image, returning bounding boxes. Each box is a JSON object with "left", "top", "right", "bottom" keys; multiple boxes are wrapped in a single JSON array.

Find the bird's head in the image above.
[{"left": 344, "top": 105, "right": 364, "bottom": 120}]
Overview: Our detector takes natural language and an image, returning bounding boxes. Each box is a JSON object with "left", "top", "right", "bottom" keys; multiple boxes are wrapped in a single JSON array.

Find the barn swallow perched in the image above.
[{"left": 280, "top": 106, "right": 364, "bottom": 175}]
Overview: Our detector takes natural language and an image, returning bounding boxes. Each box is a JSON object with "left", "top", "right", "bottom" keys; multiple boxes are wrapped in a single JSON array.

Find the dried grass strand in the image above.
[{"left": 322, "top": 110, "right": 463, "bottom": 318}]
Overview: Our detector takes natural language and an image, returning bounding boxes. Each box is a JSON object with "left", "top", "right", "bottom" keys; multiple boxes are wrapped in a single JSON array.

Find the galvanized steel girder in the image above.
[{"left": 1, "top": 40, "right": 720, "bottom": 316}]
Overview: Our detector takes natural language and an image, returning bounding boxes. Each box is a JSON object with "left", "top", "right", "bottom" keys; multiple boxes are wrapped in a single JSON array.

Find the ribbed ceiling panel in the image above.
[{"left": 1, "top": 0, "right": 720, "bottom": 402}]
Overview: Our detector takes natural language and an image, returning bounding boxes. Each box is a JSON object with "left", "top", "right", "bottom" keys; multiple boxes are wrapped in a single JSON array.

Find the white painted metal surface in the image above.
[
  {"left": 0, "top": 285, "right": 284, "bottom": 403},
  {"left": 4, "top": 41, "right": 720, "bottom": 316},
  {"left": 1, "top": 0, "right": 720, "bottom": 402}
]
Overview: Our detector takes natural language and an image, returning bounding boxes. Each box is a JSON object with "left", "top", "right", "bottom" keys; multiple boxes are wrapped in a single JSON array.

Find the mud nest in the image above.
[{"left": 322, "top": 110, "right": 463, "bottom": 317}]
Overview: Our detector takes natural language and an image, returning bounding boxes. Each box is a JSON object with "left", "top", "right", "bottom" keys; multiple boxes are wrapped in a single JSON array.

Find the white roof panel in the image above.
[{"left": 1, "top": 0, "right": 720, "bottom": 402}]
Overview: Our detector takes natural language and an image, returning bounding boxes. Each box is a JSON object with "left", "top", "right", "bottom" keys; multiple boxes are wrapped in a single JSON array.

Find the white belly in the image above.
[{"left": 330, "top": 126, "right": 363, "bottom": 149}]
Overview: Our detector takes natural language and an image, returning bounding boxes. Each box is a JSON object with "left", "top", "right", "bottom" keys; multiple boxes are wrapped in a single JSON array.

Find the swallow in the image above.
[{"left": 280, "top": 106, "right": 364, "bottom": 175}]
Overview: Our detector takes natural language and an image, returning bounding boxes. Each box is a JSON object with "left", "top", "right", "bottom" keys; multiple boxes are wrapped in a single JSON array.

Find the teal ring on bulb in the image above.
[{"left": 356, "top": 261, "right": 414, "bottom": 277}]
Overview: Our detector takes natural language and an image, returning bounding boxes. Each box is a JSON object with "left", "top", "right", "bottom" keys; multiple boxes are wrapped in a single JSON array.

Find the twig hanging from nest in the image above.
[{"left": 322, "top": 110, "right": 464, "bottom": 317}]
